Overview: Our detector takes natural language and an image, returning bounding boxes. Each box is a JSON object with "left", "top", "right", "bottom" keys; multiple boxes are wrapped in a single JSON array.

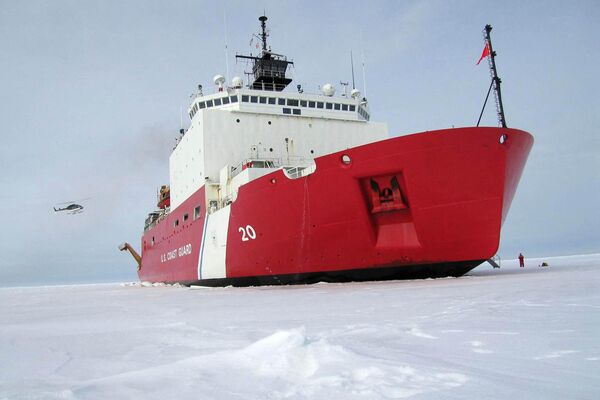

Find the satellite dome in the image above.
[
  {"left": 213, "top": 74, "right": 225, "bottom": 86},
  {"left": 350, "top": 88, "right": 361, "bottom": 99},
  {"left": 322, "top": 83, "right": 335, "bottom": 97},
  {"left": 231, "top": 76, "right": 243, "bottom": 88}
]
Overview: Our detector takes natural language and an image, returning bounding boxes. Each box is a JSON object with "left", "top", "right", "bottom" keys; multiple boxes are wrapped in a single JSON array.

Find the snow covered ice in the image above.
[{"left": 1, "top": 255, "right": 598, "bottom": 399}]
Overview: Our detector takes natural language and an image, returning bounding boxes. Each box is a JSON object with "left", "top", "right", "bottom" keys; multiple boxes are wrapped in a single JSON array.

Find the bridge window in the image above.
[
  {"left": 317, "top": 102, "right": 324, "bottom": 109},
  {"left": 259, "top": 96, "right": 267, "bottom": 104},
  {"left": 268, "top": 97, "right": 276, "bottom": 104},
  {"left": 250, "top": 96, "right": 258, "bottom": 103},
  {"left": 342, "top": 104, "right": 348, "bottom": 111},
  {"left": 300, "top": 100, "right": 307, "bottom": 107},
  {"left": 293, "top": 109, "right": 301, "bottom": 115},
  {"left": 222, "top": 97, "right": 230, "bottom": 104},
  {"left": 278, "top": 98, "right": 285, "bottom": 105},
  {"left": 334, "top": 103, "right": 341, "bottom": 110},
  {"left": 282, "top": 108, "right": 291, "bottom": 114},
  {"left": 230, "top": 95, "right": 238, "bottom": 103},
  {"left": 214, "top": 98, "right": 222, "bottom": 106},
  {"left": 309, "top": 101, "right": 315, "bottom": 108},
  {"left": 287, "top": 99, "right": 299, "bottom": 107},
  {"left": 349, "top": 105, "right": 355, "bottom": 112},
  {"left": 326, "top": 102, "right": 333, "bottom": 110},
  {"left": 206, "top": 100, "right": 213, "bottom": 108},
  {"left": 199, "top": 102, "right": 206, "bottom": 109}
]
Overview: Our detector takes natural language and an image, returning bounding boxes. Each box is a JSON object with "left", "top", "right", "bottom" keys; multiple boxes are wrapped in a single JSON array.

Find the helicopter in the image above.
[{"left": 53, "top": 198, "right": 89, "bottom": 214}]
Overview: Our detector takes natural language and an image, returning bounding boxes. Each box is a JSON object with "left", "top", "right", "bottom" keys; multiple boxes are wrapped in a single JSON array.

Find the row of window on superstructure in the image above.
[
  {"left": 190, "top": 93, "right": 370, "bottom": 121},
  {"left": 190, "top": 95, "right": 239, "bottom": 118},
  {"left": 358, "top": 107, "right": 370, "bottom": 120},
  {"left": 241, "top": 95, "right": 358, "bottom": 113}
]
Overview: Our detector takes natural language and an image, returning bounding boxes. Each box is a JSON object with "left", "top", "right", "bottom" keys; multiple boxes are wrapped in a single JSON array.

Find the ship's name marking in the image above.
[{"left": 160, "top": 243, "right": 192, "bottom": 263}]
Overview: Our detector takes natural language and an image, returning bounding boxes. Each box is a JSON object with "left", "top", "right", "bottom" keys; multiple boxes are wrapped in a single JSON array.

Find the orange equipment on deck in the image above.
[{"left": 157, "top": 185, "right": 170, "bottom": 209}]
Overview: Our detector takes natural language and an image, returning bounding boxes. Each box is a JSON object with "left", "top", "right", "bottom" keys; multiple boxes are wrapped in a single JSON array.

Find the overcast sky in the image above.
[{"left": 1, "top": 0, "right": 598, "bottom": 286}]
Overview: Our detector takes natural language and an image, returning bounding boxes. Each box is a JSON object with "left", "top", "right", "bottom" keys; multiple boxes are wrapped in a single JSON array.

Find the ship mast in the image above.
[
  {"left": 259, "top": 15, "right": 268, "bottom": 51},
  {"left": 235, "top": 15, "right": 294, "bottom": 92},
  {"left": 484, "top": 24, "right": 507, "bottom": 128}
]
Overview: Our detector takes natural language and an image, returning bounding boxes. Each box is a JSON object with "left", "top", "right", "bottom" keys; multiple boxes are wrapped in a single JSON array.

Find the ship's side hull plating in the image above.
[{"left": 139, "top": 127, "right": 533, "bottom": 286}]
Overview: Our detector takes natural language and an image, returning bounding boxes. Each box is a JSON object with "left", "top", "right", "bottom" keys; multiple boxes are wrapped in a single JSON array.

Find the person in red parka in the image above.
[{"left": 519, "top": 253, "right": 525, "bottom": 268}]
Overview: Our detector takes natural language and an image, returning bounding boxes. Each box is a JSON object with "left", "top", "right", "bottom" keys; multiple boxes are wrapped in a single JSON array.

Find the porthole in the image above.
[
  {"left": 499, "top": 133, "right": 507, "bottom": 144},
  {"left": 268, "top": 121, "right": 272, "bottom": 125},
  {"left": 341, "top": 154, "right": 351, "bottom": 165},
  {"left": 269, "top": 147, "right": 273, "bottom": 152},
  {"left": 236, "top": 118, "right": 240, "bottom": 123}
]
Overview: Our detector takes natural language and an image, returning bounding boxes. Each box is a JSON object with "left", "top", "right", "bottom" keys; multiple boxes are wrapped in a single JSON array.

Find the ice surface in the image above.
[{"left": 1, "top": 254, "right": 598, "bottom": 399}]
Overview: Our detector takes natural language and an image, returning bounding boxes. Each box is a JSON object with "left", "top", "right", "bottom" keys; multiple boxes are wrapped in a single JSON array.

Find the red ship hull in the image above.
[{"left": 138, "top": 127, "right": 533, "bottom": 286}]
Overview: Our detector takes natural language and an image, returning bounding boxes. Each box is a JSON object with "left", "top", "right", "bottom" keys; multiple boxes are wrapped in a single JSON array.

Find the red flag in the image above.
[{"left": 476, "top": 42, "right": 490, "bottom": 65}]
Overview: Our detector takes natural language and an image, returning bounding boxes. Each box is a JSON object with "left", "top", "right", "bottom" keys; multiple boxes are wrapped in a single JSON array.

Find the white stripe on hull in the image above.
[{"left": 197, "top": 206, "right": 230, "bottom": 280}]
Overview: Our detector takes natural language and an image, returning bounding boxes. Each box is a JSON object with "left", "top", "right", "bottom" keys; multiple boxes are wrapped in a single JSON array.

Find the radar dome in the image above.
[
  {"left": 213, "top": 74, "right": 225, "bottom": 86},
  {"left": 350, "top": 89, "right": 361, "bottom": 99},
  {"left": 231, "top": 76, "right": 243, "bottom": 88},
  {"left": 322, "top": 83, "right": 335, "bottom": 97}
]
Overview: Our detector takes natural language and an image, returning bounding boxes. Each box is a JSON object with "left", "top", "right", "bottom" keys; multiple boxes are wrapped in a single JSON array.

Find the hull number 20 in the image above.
[{"left": 238, "top": 225, "right": 256, "bottom": 241}]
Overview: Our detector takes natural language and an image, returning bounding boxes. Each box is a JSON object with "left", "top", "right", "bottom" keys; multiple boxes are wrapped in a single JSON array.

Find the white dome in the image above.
[
  {"left": 322, "top": 83, "right": 335, "bottom": 97},
  {"left": 231, "top": 76, "right": 243, "bottom": 88},
  {"left": 350, "top": 88, "right": 361, "bottom": 99},
  {"left": 213, "top": 74, "right": 225, "bottom": 86}
]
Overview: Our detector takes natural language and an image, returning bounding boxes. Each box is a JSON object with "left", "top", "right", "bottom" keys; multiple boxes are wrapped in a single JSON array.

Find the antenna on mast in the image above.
[
  {"left": 340, "top": 81, "right": 349, "bottom": 97},
  {"left": 259, "top": 15, "right": 268, "bottom": 51},
  {"left": 224, "top": 7, "right": 230, "bottom": 81},
  {"left": 361, "top": 51, "right": 367, "bottom": 99},
  {"left": 235, "top": 15, "right": 293, "bottom": 91},
  {"left": 359, "top": 30, "right": 367, "bottom": 99},
  {"left": 350, "top": 50, "right": 356, "bottom": 89}
]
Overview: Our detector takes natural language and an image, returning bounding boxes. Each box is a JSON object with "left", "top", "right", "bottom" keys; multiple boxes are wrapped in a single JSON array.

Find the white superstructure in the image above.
[
  {"left": 169, "top": 87, "right": 387, "bottom": 210},
  {"left": 165, "top": 14, "right": 388, "bottom": 214}
]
